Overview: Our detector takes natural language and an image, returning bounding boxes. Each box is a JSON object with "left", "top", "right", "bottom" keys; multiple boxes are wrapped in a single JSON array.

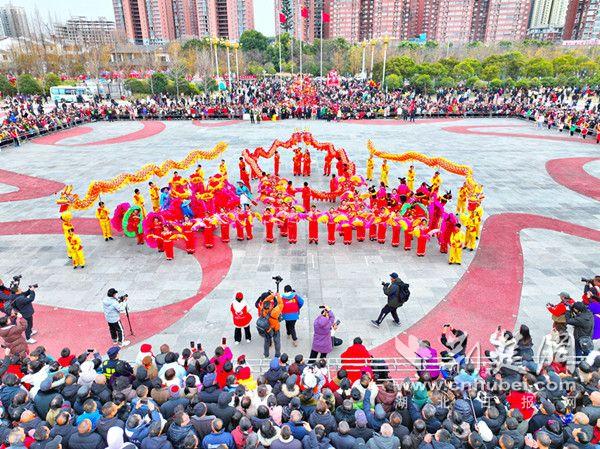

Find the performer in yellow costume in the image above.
[
  {"left": 95, "top": 201, "right": 113, "bottom": 241},
  {"left": 407, "top": 165, "right": 415, "bottom": 191},
  {"left": 449, "top": 223, "right": 465, "bottom": 265},
  {"left": 430, "top": 171, "right": 442, "bottom": 192},
  {"left": 456, "top": 182, "right": 468, "bottom": 214},
  {"left": 219, "top": 159, "right": 228, "bottom": 177},
  {"left": 463, "top": 210, "right": 480, "bottom": 251},
  {"left": 67, "top": 228, "right": 85, "bottom": 269},
  {"left": 366, "top": 156, "right": 374, "bottom": 181},
  {"left": 133, "top": 189, "right": 147, "bottom": 217},
  {"left": 191, "top": 164, "right": 205, "bottom": 186},
  {"left": 379, "top": 160, "right": 389, "bottom": 187},
  {"left": 149, "top": 181, "right": 160, "bottom": 212},
  {"left": 60, "top": 211, "right": 74, "bottom": 259}
]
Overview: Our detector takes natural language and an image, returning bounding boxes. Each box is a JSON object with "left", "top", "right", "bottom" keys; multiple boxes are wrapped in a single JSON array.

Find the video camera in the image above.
[
  {"left": 582, "top": 277, "right": 595, "bottom": 284},
  {"left": 272, "top": 275, "right": 283, "bottom": 293},
  {"left": 117, "top": 294, "right": 128, "bottom": 303},
  {"left": 9, "top": 275, "right": 38, "bottom": 293}
]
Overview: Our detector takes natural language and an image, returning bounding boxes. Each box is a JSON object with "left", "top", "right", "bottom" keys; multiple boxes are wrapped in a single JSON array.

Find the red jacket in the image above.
[{"left": 340, "top": 343, "right": 373, "bottom": 383}]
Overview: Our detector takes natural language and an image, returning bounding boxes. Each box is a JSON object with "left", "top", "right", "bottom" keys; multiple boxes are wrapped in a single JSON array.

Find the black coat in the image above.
[
  {"left": 13, "top": 291, "right": 35, "bottom": 319},
  {"left": 68, "top": 431, "right": 104, "bottom": 449},
  {"left": 96, "top": 416, "right": 124, "bottom": 443},
  {"left": 141, "top": 435, "right": 174, "bottom": 449},
  {"left": 50, "top": 424, "right": 77, "bottom": 449},
  {"left": 160, "top": 397, "right": 190, "bottom": 420}
]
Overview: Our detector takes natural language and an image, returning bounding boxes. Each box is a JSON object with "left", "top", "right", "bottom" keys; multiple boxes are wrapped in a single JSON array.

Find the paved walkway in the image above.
[{"left": 0, "top": 117, "right": 598, "bottom": 362}]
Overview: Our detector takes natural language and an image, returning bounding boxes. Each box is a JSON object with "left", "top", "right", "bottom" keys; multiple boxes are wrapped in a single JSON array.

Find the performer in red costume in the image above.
[
  {"left": 129, "top": 210, "right": 144, "bottom": 245},
  {"left": 342, "top": 224, "right": 352, "bottom": 245},
  {"left": 292, "top": 150, "right": 302, "bottom": 176},
  {"left": 323, "top": 153, "right": 332, "bottom": 176},
  {"left": 377, "top": 211, "right": 387, "bottom": 244},
  {"left": 287, "top": 207, "right": 299, "bottom": 244},
  {"left": 355, "top": 218, "right": 366, "bottom": 242},
  {"left": 235, "top": 206, "right": 253, "bottom": 240},
  {"left": 239, "top": 157, "right": 251, "bottom": 191},
  {"left": 391, "top": 216, "right": 401, "bottom": 248},
  {"left": 273, "top": 151, "right": 280, "bottom": 177},
  {"left": 329, "top": 175, "right": 338, "bottom": 203},
  {"left": 203, "top": 217, "right": 215, "bottom": 248},
  {"left": 302, "top": 150, "right": 311, "bottom": 177},
  {"left": 182, "top": 217, "right": 196, "bottom": 254},
  {"left": 162, "top": 227, "right": 175, "bottom": 260},
  {"left": 404, "top": 219, "right": 413, "bottom": 251},
  {"left": 151, "top": 217, "right": 164, "bottom": 252},
  {"left": 301, "top": 182, "right": 311, "bottom": 211},
  {"left": 326, "top": 209, "right": 336, "bottom": 245},
  {"left": 218, "top": 210, "right": 231, "bottom": 243},
  {"left": 307, "top": 205, "right": 320, "bottom": 244},
  {"left": 262, "top": 207, "right": 276, "bottom": 243},
  {"left": 415, "top": 219, "right": 430, "bottom": 257}
]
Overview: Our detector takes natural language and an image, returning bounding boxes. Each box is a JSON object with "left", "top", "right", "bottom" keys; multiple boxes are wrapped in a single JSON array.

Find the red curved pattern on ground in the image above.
[
  {"left": 443, "top": 124, "right": 597, "bottom": 145},
  {"left": 32, "top": 126, "right": 94, "bottom": 145},
  {"left": 0, "top": 218, "right": 232, "bottom": 355},
  {"left": 344, "top": 117, "right": 461, "bottom": 126},
  {"left": 33, "top": 121, "right": 166, "bottom": 146},
  {"left": 192, "top": 119, "right": 244, "bottom": 128},
  {"left": 546, "top": 157, "right": 600, "bottom": 202},
  {"left": 0, "top": 169, "right": 65, "bottom": 203},
  {"left": 372, "top": 213, "right": 600, "bottom": 358}
]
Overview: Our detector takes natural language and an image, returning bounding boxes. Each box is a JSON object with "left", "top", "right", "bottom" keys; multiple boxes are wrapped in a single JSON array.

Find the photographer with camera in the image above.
[
  {"left": 103, "top": 288, "right": 130, "bottom": 347},
  {"left": 582, "top": 276, "right": 600, "bottom": 304},
  {"left": 0, "top": 276, "right": 38, "bottom": 344},
  {"left": 371, "top": 273, "right": 410, "bottom": 328},
  {"left": 256, "top": 291, "right": 284, "bottom": 358},
  {"left": 310, "top": 305, "right": 337, "bottom": 361},
  {"left": 566, "top": 301, "right": 594, "bottom": 358}
]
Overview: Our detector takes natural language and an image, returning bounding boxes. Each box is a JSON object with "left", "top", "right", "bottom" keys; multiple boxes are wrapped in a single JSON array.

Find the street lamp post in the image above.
[
  {"left": 212, "top": 37, "right": 220, "bottom": 78},
  {"left": 233, "top": 42, "right": 240, "bottom": 83},
  {"left": 225, "top": 40, "right": 232, "bottom": 88},
  {"left": 381, "top": 36, "right": 389, "bottom": 88},
  {"left": 369, "top": 39, "right": 377, "bottom": 79},
  {"left": 360, "top": 41, "right": 367, "bottom": 79}
]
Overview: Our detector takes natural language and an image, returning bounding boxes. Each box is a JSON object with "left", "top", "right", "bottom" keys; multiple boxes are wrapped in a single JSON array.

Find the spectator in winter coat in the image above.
[
  {"left": 202, "top": 418, "right": 235, "bottom": 449},
  {"left": 280, "top": 286, "right": 304, "bottom": 347},
  {"left": 190, "top": 403, "right": 216, "bottom": 441},
  {"left": 168, "top": 412, "right": 198, "bottom": 449},
  {"left": 67, "top": 419, "right": 103, "bottom": 449},
  {"left": 105, "top": 427, "right": 125, "bottom": 449},
  {"left": 0, "top": 316, "right": 28, "bottom": 357},
  {"left": 348, "top": 411, "right": 373, "bottom": 441},
  {"left": 566, "top": 302, "right": 594, "bottom": 357},
  {"left": 49, "top": 411, "right": 77, "bottom": 448},
  {"left": 365, "top": 424, "right": 399, "bottom": 449},
  {"left": 230, "top": 292, "right": 253, "bottom": 344},
  {"left": 340, "top": 338, "right": 372, "bottom": 384},
  {"left": 270, "top": 426, "right": 302, "bottom": 449},
  {"left": 329, "top": 421, "right": 357, "bottom": 449},
  {"left": 126, "top": 403, "right": 163, "bottom": 446},
  {"left": 208, "top": 392, "right": 236, "bottom": 429},
  {"left": 308, "top": 401, "right": 336, "bottom": 434},
  {"left": 141, "top": 422, "right": 174, "bottom": 449},
  {"left": 232, "top": 417, "right": 254, "bottom": 449},
  {"left": 96, "top": 402, "right": 125, "bottom": 443},
  {"left": 287, "top": 411, "right": 310, "bottom": 441},
  {"left": 301, "top": 426, "right": 331, "bottom": 449},
  {"left": 160, "top": 386, "right": 190, "bottom": 420},
  {"left": 310, "top": 307, "right": 335, "bottom": 360}
]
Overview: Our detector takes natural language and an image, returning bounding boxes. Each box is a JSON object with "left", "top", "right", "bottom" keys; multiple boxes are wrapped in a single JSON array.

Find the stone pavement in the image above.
[{"left": 0, "top": 117, "right": 598, "bottom": 361}]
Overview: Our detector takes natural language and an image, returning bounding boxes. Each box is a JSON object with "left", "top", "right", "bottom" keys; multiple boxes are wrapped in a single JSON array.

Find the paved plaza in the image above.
[{"left": 0, "top": 117, "right": 598, "bottom": 363}]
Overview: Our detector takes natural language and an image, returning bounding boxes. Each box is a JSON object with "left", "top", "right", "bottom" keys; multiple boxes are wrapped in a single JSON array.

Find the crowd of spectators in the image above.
[
  {"left": 0, "top": 278, "right": 599, "bottom": 449},
  {"left": 1, "top": 78, "right": 599, "bottom": 147}
]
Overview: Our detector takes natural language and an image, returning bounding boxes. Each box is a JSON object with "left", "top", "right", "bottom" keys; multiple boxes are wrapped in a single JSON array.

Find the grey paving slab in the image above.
[{"left": 0, "top": 117, "right": 598, "bottom": 359}]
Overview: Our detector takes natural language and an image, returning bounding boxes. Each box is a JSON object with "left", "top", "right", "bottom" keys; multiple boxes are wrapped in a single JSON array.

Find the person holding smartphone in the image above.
[{"left": 310, "top": 305, "right": 336, "bottom": 361}]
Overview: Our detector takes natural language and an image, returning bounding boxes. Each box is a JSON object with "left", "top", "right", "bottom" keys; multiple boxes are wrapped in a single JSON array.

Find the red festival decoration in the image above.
[{"left": 241, "top": 131, "right": 356, "bottom": 201}]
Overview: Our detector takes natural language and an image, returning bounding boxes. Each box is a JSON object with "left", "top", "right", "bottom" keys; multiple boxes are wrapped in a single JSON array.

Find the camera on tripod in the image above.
[
  {"left": 582, "top": 278, "right": 594, "bottom": 284},
  {"left": 9, "top": 275, "right": 37, "bottom": 293},
  {"left": 117, "top": 294, "right": 128, "bottom": 303},
  {"left": 272, "top": 275, "right": 283, "bottom": 293}
]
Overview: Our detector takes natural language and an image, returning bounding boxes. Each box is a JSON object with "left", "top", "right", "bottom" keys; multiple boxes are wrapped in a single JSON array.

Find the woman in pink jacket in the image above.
[{"left": 230, "top": 292, "right": 252, "bottom": 344}]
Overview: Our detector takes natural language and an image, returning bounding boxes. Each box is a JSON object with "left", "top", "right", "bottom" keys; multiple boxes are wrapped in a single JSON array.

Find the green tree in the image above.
[
  {"left": 44, "top": 72, "right": 61, "bottom": 94},
  {"left": 385, "top": 74, "right": 402, "bottom": 90},
  {"left": 17, "top": 74, "right": 42, "bottom": 95},
  {"left": 465, "top": 76, "right": 480, "bottom": 88},
  {"left": 151, "top": 73, "right": 169, "bottom": 94},
  {"left": 553, "top": 54, "right": 577, "bottom": 76},
  {"left": 386, "top": 55, "right": 417, "bottom": 79},
  {"left": 481, "top": 64, "right": 501, "bottom": 81},
  {"left": 524, "top": 58, "right": 553, "bottom": 78},
  {"left": 437, "top": 76, "right": 456, "bottom": 89},
  {"left": 452, "top": 61, "right": 475, "bottom": 80},
  {"left": 412, "top": 74, "right": 433, "bottom": 93},
  {"left": 124, "top": 78, "right": 150, "bottom": 94},
  {"left": 489, "top": 78, "right": 503, "bottom": 89},
  {"left": 240, "top": 30, "right": 270, "bottom": 53},
  {"left": 424, "top": 40, "right": 439, "bottom": 49},
  {"left": 182, "top": 38, "right": 210, "bottom": 51},
  {"left": 0, "top": 75, "right": 15, "bottom": 96}
]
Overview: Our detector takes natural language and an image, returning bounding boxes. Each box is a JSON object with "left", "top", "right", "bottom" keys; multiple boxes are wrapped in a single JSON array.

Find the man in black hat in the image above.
[
  {"left": 371, "top": 273, "right": 409, "bottom": 328},
  {"left": 102, "top": 288, "right": 129, "bottom": 347}
]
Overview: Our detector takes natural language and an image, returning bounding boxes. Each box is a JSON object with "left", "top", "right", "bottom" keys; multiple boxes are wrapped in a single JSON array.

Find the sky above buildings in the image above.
[{"left": 7, "top": 0, "right": 276, "bottom": 36}]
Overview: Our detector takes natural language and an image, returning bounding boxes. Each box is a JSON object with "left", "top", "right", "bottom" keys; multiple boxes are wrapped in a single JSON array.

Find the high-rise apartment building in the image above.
[
  {"left": 54, "top": 16, "right": 116, "bottom": 46},
  {"left": 435, "top": 0, "right": 475, "bottom": 43},
  {"left": 113, "top": 0, "right": 254, "bottom": 44},
  {"left": 563, "top": 0, "right": 600, "bottom": 39},
  {"left": 484, "top": 0, "right": 532, "bottom": 41},
  {"left": 0, "top": 3, "right": 30, "bottom": 39},
  {"left": 529, "top": 0, "right": 568, "bottom": 27}
]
